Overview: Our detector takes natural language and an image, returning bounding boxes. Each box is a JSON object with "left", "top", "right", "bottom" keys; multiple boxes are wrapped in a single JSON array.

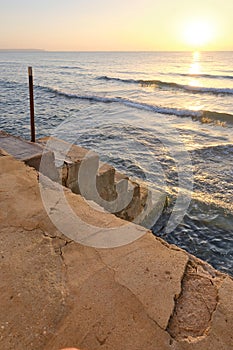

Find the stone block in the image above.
[{"left": 96, "top": 162, "right": 116, "bottom": 201}]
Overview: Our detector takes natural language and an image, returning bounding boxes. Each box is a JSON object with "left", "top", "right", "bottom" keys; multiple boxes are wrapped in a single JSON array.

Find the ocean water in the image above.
[{"left": 0, "top": 51, "right": 232, "bottom": 275}]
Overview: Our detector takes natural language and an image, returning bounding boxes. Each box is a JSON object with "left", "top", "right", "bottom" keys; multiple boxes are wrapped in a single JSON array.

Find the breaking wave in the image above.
[
  {"left": 97, "top": 76, "right": 233, "bottom": 96},
  {"left": 37, "top": 85, "right": 233, "bottom": 126},
  {"left": 160, "top": 72, "right": 233, "bottom": 80}
]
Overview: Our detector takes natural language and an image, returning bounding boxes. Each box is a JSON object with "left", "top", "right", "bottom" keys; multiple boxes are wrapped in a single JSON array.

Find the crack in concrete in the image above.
[
  {"left": 96, "top": 334, "right": 107, "bottom": 346},
  {"left": 77, "top": 318, "right": 112, "bottom": 348},
  {"left": 57, "top": 241, "right": 73, "bottom": 269},
  {"left": 48, "top": 201, "right": 60, "bottom": 215},
  {"left": 164, "top": 258, "right": 190, "bottom": 330},
  {"left": 63, "top": 161, "right": 69, "bottom": 187},
  {"left": 114, "top": 272, "right": 165, "bottom": 332},
  {"left": 20, "top": 225, "right": 73, "bottom": 270},
  {"left": 95, "top": 251, "right": 165, "bottom": 333}
]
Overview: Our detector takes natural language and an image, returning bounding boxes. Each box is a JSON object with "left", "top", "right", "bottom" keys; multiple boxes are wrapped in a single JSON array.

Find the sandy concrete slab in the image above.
[
  {"left": 0, "top": 155, "right": 233, "bottom": 350},
  {"left": 0, "top": 131, "right": 44, "bottom": 160}
]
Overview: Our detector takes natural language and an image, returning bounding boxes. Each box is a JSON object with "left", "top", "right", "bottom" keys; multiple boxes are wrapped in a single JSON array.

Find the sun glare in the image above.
[{"left": 183, "top": 19, "right": 214, "bottom": 48}]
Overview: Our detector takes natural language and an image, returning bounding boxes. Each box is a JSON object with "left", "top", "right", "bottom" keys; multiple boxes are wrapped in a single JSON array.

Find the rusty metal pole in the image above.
[{"left": 28, "top": 67, "right": 35, "bottom": 142}]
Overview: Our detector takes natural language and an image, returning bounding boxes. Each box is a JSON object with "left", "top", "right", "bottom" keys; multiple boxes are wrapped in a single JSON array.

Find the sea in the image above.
[{"left": 0, "top": 51, "right": 232, "bottom": 275}]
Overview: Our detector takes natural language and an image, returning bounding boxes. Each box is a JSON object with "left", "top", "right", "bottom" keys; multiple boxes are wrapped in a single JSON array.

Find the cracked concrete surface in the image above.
[
  {"left": 167, "top": 261, "right": 222, "bottom": 341},
  {"left": 0, "top": 154, "right": 233, "bottom": 350}
]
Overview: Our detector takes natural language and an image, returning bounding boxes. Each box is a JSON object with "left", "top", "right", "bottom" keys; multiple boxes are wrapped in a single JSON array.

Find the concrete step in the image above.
[
  {"left": 38, "top": 136, "right": 167, "bottom": 226},
  {"left": 38, "top": 137, "right": 116, "bottom": 198}
]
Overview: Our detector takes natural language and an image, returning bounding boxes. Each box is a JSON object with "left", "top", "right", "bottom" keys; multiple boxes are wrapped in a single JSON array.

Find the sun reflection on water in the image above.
[
  {"left": 186, "top": 52, "right": 204, "bottom": 111},
  {"left": 188, "top": 51, "right": 202, "bottom": 87}
]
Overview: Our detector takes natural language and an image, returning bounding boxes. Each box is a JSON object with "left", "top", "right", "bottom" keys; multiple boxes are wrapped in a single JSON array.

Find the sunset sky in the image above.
[{"left": 1, "top": 0, "right": 232, "bottom": 51}]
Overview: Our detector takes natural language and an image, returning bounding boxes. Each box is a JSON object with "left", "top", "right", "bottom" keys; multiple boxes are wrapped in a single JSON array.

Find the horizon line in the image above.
[{"left": 1, "top": 49, "right": 233, "bottom": 53}]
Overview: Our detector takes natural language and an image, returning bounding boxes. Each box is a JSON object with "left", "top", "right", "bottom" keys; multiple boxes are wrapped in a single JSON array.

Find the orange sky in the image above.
[{"left": 0, "top": 0, "right": 232, "bottom": 51}]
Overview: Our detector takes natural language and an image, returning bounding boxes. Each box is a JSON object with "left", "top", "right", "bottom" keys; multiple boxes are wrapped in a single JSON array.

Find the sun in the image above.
[{"left": 183, "top": 19, "right": 215, "bottom": 48}]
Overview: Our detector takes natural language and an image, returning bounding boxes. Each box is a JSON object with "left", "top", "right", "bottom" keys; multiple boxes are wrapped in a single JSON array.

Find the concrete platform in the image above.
[
  {"left": 0, "top": 152, "right": 233, "bottom": 350},
  {"left": 0, "top": 131, "right": 57, "bottom": 180},
  {"left": 0, "top": 131, "right": 43, "bottom": 159}
]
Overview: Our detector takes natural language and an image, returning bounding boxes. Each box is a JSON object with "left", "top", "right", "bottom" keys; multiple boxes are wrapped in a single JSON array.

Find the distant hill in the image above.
[{"left": 0, "top": 49, "right": 46, "bottom": 52}]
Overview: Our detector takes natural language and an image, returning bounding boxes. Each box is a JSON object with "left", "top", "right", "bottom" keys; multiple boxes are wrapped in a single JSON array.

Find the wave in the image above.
[
  {"left": 37, "top": 85, "right": 233, "bottom": 126},
  {"left": 97, "top": 76, "right": 233, "bottom": 96},
  {"left": 0, "top": 79, "right": 28, "bottom": 90},
  {"left": 59, "top": 66, "right": 84, "bottom": 70},
  {"left": 160, "top": 72, "right": 233, "bottom": 80}
]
